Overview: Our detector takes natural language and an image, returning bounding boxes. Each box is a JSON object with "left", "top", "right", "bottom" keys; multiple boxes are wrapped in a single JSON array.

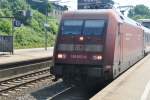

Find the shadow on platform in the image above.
[
  {"left": 0, "top": 53, "right": 11, "bottom": 57},
  {"left": 31, "top": 81, "right": 69, "bottom": 100}
]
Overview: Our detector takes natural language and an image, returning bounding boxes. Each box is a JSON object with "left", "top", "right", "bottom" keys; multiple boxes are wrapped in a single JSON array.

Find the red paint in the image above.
[{"left": 53, "top": 9, "right": 146, "bottom": 78}]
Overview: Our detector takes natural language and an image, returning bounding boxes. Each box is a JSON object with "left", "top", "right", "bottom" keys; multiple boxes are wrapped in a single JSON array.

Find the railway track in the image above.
[
  {"left": 0, "top": 68, "right": 54, "bottom": 97},
  {"left": 0, "top": 58, "right": 52, "bottom": 79},
  {"left": 0, "top": 57, "right": 52, "bottom": 70}
]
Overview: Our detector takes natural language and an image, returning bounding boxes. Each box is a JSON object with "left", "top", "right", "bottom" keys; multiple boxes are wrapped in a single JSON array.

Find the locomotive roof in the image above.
[
  {"left": 62, "top": 9, "right": 121, "bottom": 20},
  {"left": 63, "top": 9, "right": 116, "bottom": 15},
  {"left": 138, "top": 19, "right": 150, "bottom": 22}
]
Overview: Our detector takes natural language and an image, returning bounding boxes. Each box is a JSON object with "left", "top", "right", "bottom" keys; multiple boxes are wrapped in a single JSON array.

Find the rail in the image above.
[{"left": 0, "top": 68, "right": 54, "bottom": 96}]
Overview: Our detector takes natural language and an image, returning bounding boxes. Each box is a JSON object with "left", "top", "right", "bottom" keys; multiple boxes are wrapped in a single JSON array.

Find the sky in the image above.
[{"left": 50, "top": 0, "right": 150, "bottom": 10}]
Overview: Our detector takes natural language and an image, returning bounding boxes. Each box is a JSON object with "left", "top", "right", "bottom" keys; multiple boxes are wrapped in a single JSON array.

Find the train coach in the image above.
[
  {"left": 144, "top": 27, "right": 150, "bottom": 54},
  {"left": 50, "top": 9, "right": 150, "bottom": 84}
]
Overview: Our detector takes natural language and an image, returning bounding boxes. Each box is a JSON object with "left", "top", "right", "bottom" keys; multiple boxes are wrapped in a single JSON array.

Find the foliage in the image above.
[
  {"left": 0, "top": 19, "right": 12, "bottom": 34},
  {"left": 0, "top": 0, "right": 10, "bottom": 9},
  {"left": 48, "top": 19, "right": 59, "bottom": 34},
  {"left": 0, "top": 0, "right": 58, "bottom": 49},
  {"left": 14, "top": 27, "right": 55, "bottom": 49},
  {"left": 128, "top": 5, "right": 150, "bottom": 20}
]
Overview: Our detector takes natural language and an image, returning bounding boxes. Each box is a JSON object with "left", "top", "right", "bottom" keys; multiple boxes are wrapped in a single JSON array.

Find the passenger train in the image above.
[{"left": 50, "top": 9, "right": 150, "bottom": 84}]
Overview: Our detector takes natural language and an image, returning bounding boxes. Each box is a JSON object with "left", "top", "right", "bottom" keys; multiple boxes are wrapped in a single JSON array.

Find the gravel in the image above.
[{"left": 0, "top": 78, "right": 63, "bottom": 100}]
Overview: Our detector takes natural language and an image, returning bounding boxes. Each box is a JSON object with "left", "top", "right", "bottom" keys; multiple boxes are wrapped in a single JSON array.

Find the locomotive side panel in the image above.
[
  {"left": 103, "top": 14, "right": 119, "bottom": 79},
  {"left": 116, "top": 23, "right": 144, "bottom": 75},
  {"left": 112, "top": 22, "right": 121, "bottom": 78}
]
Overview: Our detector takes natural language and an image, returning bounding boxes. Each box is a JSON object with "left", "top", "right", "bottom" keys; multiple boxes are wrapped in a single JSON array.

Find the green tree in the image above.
[
  {"left": 11, "top": 0, "right": 28, "bottom": 18},
  {"left": 47, "top": 2, "right": 52, "bottom": 13},
  {"left": 0, "top": 19, "right": 11, "bottom": 34},
  {"left": 0, "top": 0, "right": 10, "bottom": 9},
  {"left": 128, "top": 5, "right": 150, "bottom": 20}
]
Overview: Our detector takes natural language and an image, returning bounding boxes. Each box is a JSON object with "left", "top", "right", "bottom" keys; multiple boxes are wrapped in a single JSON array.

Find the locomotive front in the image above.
[{"left": 50, "top": 10, "right": 115, "bottom": 84}]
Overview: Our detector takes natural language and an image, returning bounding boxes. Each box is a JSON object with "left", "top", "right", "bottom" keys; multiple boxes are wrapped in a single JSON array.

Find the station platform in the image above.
[
  {"left": 0, "top": 47, "right": 53, "bottom": 65},
  {"left": 91, "top": 54, "right": 150, "bottom": 100}
]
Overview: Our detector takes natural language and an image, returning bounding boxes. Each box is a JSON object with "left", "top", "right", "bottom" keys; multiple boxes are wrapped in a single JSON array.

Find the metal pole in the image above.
[
  {"left": 0, "top": 0, "right": 1, "bottom": 9},
  {"left": 45, "top": 0, "right": 48, "bottom": 51},
  {"left": 11, "top": 18, "right": 14, "bottom": 54},
  {"left": 11, "top": 0, "right": 14, "bottom": 54}
]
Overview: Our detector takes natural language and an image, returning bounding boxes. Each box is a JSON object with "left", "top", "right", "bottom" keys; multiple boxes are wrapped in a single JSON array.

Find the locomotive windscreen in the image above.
[
  {"left": 62, "top": 19, "right": 106, "bottom": 35},
  {"left": 62, "top": 20, "right": 83, "bottom": 35},
  {"left": 84, "top": 20, "right": 105, "bottom": 35}
]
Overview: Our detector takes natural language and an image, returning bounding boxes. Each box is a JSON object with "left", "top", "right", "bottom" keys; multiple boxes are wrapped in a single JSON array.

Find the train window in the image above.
[
  {"left": 83, "top": 20, "right": 105, "bottom": 35},
  {"left": 142, "top": 22, "right": 150, "bottom": 29},
  {"left": 62, "top": 20, "right": 83, "bottom": 35}
]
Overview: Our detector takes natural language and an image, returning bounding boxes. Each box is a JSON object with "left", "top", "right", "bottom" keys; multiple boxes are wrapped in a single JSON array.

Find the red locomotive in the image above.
[{"left": 50, "top": 9, "right": 150, "bottom": 84}]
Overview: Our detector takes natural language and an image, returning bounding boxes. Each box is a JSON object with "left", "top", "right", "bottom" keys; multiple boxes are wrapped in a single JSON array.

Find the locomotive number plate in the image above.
[{"left": 70, "top": 55, "right": 87, "bottom": 59}]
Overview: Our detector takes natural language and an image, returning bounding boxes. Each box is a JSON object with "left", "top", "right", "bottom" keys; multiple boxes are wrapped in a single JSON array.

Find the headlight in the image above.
[
  {"left": 79, "top": 36, "right": 84, "bottom": 41},
  {"left": 57, "top": 53, "right": 66, "bottom": 59},
  {"left": 93, "top": 55, "right": 102, "bottom": 60}
]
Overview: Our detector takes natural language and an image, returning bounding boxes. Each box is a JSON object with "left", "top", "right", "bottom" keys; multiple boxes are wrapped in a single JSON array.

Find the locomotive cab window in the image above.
[
  {"left": 83, "top": 20, "right": 106, "bottom": 35},
  {"left": 62, "top": 19, "right": 106, "bottom": 35},
  {"left": 62, "top": 20, "right": 83, "bottom": 35}
]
